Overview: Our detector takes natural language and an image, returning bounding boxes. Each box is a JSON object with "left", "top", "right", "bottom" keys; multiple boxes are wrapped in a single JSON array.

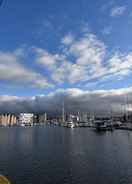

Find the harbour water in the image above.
[{"left": 0, "top": 126, "right": 132, "bottom": 184}]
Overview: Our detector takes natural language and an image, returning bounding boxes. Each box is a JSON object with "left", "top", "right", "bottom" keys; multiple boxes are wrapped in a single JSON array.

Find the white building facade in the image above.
[{"left": 19, "top": 113, "right": 34, "bottom": 125}]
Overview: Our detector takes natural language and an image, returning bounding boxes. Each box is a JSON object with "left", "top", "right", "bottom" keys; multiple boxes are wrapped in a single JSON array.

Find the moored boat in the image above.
[
  {"left": 66, "top": 121, "right": 75, "bottom": 128},
  {"left": 94, "top": 120, "right": 107, "bottom": 131},
  {"left": 94, "top": 119, "right": 114, "bottom": 131}
]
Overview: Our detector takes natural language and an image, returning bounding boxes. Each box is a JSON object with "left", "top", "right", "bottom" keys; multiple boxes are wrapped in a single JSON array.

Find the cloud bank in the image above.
[{"left": 0, "top": 88, "right": 132, "bottom": 115}]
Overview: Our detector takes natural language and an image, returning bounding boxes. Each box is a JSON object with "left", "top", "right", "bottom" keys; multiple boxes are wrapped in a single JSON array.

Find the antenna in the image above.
[
  {"left": 124, "top": 93, "right": 128, "bottom": 122},
  {"left": 62, "top": 100, "right": 65, "bottom": 122}
]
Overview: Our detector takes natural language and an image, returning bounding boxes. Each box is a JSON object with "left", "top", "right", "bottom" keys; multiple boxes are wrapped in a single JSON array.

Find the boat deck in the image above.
[{"left": 0, "top": 175, "right": 11, "bottom": 184}]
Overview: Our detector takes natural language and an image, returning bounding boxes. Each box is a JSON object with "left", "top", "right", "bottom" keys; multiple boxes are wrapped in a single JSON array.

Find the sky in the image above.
[{"left": 0, "top": 0, "right": 132, "bottom": 113}]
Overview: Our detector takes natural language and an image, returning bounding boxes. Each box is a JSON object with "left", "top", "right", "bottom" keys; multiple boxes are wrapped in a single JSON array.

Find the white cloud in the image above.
[
  {"left": 2, "top": 26, "right": 132, "bottom": 93},
  {"left": 52, "top": 61, "right": 88, "bottom": 84},
  {"left": 51, "top": 33, "right": 107, "bottom": 84},
  {"left": 51, "top": 61, "right": 71, "bottom": 83},
  {"left": 33, "top": 30, "right": 132, "bottom": 87},
  {"left": 0, "top": 49, "right": 52, "bottom": 89},
  {"left": 34, "top": 47, "right": 64, "bottom": 70},
  {"left": 70, "top": 34, "right": 106, "bottom": 66},
  {"left": 61, "top": 33, "right": 74, "bottom": 45},
  {"left": 110, "top": 5, "right": 126, "bottom": 17},
  {"left": 107, "top": 52, "right": 132, "bottom": 76}
]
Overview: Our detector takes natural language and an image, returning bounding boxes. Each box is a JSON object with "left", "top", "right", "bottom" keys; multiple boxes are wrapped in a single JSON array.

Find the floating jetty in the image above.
[{"left": 0, "top": 175, "right": 11, "bottom": 184}]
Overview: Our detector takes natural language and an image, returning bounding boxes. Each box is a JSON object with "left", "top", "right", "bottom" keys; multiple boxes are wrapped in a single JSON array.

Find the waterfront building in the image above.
[
  {"left": 19, "top": 113, "right": 34, "bottom": 125},
  {"left": 7, "top": 114, "right": 10, "bottom": 125},
  {"left": 0, "top": 114, "right": 17, "bottom": 126},
  {"left": 10, "top": 114, "right": 17, "bottom": 126},
  {"left": 79, "top": 113, "right": 88, "bottom": 122},
  {"left": 39, "top": 113, "right": 47, "bottom": 124}
]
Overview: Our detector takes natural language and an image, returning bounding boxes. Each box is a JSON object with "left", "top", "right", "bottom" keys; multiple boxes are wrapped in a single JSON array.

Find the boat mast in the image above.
[{"left": 125, "top": 94, "right": 129, "bottom": 122}]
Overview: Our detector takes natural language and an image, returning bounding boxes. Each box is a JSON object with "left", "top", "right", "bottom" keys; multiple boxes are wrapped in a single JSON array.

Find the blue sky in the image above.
[{"left": 0, "top": 0, "right": 132, "bottom": 97}]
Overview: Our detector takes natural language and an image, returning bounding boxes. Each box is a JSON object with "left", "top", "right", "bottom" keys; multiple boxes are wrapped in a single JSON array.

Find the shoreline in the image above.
[{"left": 0, "top": 124, "right": 132, "bottom": 131}]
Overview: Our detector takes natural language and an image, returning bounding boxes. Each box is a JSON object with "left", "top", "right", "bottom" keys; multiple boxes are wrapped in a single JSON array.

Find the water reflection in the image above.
[{"left": 0, "top": 127, "right": 132, "bottom": 184}]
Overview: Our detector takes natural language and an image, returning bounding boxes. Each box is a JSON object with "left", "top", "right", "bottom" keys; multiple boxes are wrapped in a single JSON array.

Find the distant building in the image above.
[
  {"left": 33, "top": 114, "right": 39, "bottom": 124},
  {"left": 39, "top": 113, "right": 47, "bottom": 124},
  {"left": 19, "top": 113, "right": 33, "bottom": 125},
  {"left": 0, "top": 114, "right": 17, "bottom": 126},
  {"left": 10, "top": 114, "right": 17, "bottom": 126},
  {"left": 79, "top": 113, "right": 88, "bottom": 122}
]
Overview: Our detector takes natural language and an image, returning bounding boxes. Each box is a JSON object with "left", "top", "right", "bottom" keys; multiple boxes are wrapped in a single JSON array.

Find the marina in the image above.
[{"left": 0, "top": 113, "right": 132, "bottom": 132}]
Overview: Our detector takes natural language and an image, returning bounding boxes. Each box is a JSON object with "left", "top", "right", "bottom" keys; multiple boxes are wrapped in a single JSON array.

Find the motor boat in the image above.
[
  {"left": 94, "top": 119, "right": 114, "bottom": 131},
  {"left": 66, "top": 121, "right": 75, "bottom": 128},
  {"left": 94, "top": 120, "right": 107, "bottom": 131}
]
